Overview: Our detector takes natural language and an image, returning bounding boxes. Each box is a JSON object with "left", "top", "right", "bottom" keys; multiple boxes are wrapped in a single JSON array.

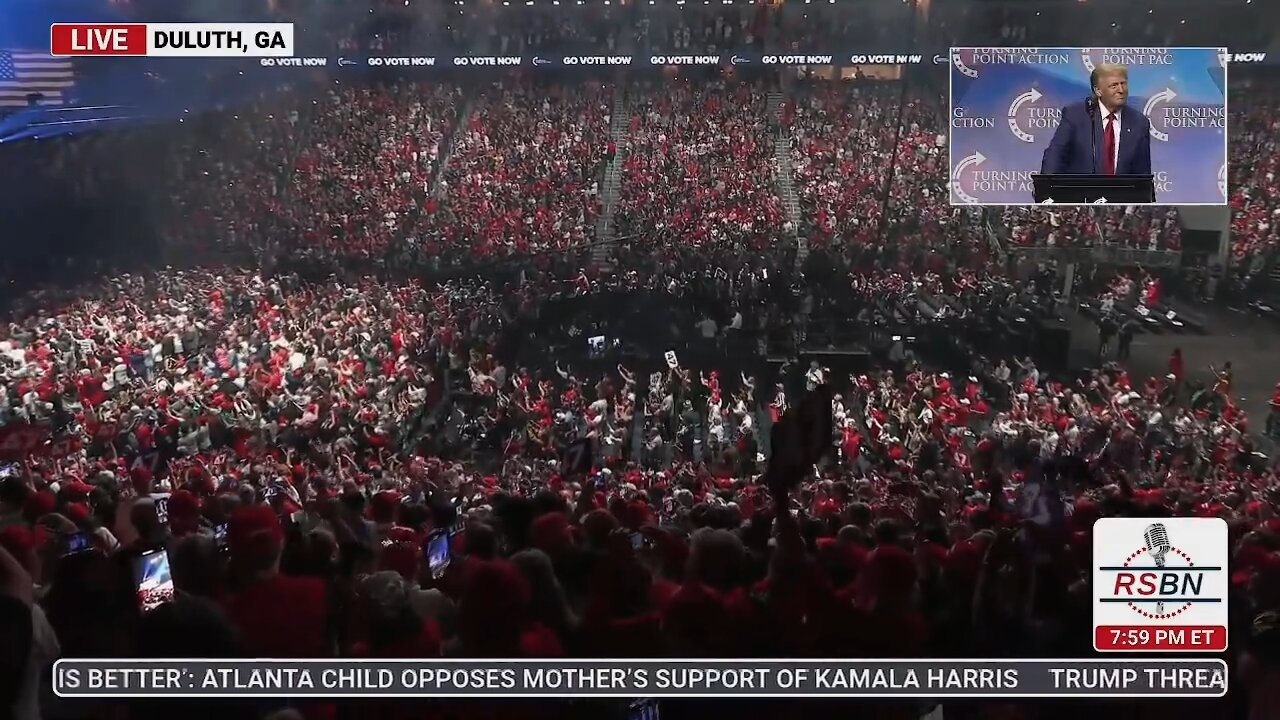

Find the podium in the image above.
[{"left": 1031, "top": 174, "right": 1155, "bottom": 204}]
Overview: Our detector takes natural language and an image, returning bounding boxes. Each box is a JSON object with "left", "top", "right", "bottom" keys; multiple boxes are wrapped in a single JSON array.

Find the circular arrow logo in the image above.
[
  {"left": 952, "top": 50, "right": 978, "bottom": 78},
  {"left": 950, "top": 151, "right": 986, "bottom": 204},
  {"left": 1143, "top": 88, "right": 1177, "bottom": 142},
  {"left": 1081, "top": 48, "right": 1096, "bottom": 73},
  {"left": 1218, "top": 162, "right": 1228, "bottom": 199},
  {"left": 1006, "top": 87, "right": 1047, "bottom": 144}
]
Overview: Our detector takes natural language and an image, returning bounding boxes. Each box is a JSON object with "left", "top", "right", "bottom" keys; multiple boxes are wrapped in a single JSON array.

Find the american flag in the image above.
[{"left": 0, "top": 49, "right": 76, "bottom": 108}]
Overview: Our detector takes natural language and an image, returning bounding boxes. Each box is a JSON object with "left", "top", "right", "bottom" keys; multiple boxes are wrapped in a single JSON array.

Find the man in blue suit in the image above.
[{"left": 1040, "top": 64, "right": 1153, "bottom": 180}]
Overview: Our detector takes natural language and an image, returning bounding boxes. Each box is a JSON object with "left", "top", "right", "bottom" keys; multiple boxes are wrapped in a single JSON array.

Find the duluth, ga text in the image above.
[{"left": 152, "top": 28, "right": 288, "bottom": 54}]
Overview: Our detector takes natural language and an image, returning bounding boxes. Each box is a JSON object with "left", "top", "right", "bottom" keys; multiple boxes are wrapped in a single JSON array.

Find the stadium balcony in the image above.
[
  {"left": 419, "top": 81, "right": 611, "bottom": 264},
  {"left": 932, "top": 0, "right": 1274, "bottom": 49},
  {"left": 613, "top": 80, "right": 785, "bottom": 260}
]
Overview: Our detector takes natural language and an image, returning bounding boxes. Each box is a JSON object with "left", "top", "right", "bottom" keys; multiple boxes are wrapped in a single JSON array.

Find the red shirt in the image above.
[
  {"left": 353, "top": 620, "right": 442, "bottom": 659},
  {"left": 220, "top": 574, "right": 334, "bottom": 720},
  {"left": 220, "top": 574, "right": 330, "bottom": 657}
]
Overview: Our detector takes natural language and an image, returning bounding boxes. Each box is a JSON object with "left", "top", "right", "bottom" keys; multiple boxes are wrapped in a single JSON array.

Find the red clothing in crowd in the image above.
[{"left": 220, "top": 574, "right": 330, "bottom": 658}]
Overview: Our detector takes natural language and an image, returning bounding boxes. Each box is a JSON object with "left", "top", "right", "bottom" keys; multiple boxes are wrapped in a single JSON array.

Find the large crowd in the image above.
[
  {"left": 3, "top": 3, "right": 1280, "bottom": 719},
  {"left": 10, "top": 81, "right": 1272, "bottom": 275},
  {"left": 615, "top": 81, "right": 784, "bottom": 256},
  {"left": 999, "top": 206, "right": 1184, "bottom": 252},
  {"left": 1226, "top": 82, "right": 1280, "bottom": 290},
  {"left": 427, "top": 82, "right": 609, "bottom": 262},
  {"left": 2, "top": 242, "right": 1278, "bottom": 720}
]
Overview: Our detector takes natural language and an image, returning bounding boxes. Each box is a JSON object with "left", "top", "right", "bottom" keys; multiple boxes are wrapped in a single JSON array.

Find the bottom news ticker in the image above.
[{"left": 53, "top": 658, "right": 1228, "bottom": 698}]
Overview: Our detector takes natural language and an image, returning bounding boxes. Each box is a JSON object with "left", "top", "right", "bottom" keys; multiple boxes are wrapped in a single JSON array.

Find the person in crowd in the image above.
[
  {"left": 1117, "top": 318, "right": 1136, "bottom": 361},
  {"left": 1098, "top": 313, "right": 1117, "bottom": 358}
]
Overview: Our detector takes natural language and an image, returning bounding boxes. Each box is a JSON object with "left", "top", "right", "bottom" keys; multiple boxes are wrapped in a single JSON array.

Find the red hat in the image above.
[
  {"left": 530, "top": 512, "right": 573, "bottom": 554},
  {"left": 168, "top": 489, "right": 202, "bottom": 536},
  {"left": 64, "top": 502, "right": 92, "bottom": 525},
  {"left": 63, "top": 481, "right": 94, "bottom": 502},
  {"left": 227, "top": 504, "right": 282, "bottom": 559},
  {"left": 386, "top": 526, "right": 418, "bottom": 544},
  {"left": 23, "top": 491, "right": 57, "bottom": 523},
  {"left": 168, "top": 489, "right": 201, "bottom": 519},
  {"left": 130, "top": 466, "right": 154, "bottom": 495},
  {"left": 0, "top": 526, "right": 36, "bottom": 564},
  {"left": 379, "top": 541, "right": 420, "bottom": 581},
  {"left": 945, "top": 540, "right": 985, "bottom": 586},
  {"left": 1072, "top": 497, "right": 1101, "bottom": 531},
  {"left": 625, "top": 500, "right": 654, "bottom": 530},
  {"left": 370, "top": 491, "right": 401, "bottom": 524}
]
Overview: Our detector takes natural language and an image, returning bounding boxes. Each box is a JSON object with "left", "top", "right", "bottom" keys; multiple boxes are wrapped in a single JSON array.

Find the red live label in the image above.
[
  {"left": 1095, "top": 625, "right": 1227, "bottom": 652},
  {"left": 50, "top": 24, "right": 147, "bottom": 56}
]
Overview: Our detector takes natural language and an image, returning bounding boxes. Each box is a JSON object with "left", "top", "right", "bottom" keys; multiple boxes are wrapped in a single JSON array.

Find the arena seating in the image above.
[
  {"left": 427, "top": 82, "right": 610, "bottom": 262},
  {"left": 614, "top": 81, "right": 784, "bottom": 256}
]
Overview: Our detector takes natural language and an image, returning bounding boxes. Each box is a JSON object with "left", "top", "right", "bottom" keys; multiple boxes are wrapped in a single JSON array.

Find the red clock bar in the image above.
[
  {"left": 1095, "top": 625, "right": 1227, "bottom": 652},
  {"left": 50, "top": 24, "right": 148, "bottom": 56}
]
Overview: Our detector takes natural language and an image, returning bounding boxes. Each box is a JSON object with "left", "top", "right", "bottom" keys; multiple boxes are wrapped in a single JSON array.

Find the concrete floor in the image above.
[{"left": 1067, "top": 299, "right": 1278, "bottom": 433}]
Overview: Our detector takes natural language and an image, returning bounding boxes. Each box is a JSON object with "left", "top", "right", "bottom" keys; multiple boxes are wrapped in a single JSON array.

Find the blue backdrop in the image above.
[{"left": 948, "top": 47, "right": 1227, "bottom": 205}]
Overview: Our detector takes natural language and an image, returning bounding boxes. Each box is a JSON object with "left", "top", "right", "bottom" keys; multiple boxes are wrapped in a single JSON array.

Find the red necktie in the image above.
[{"left": 1103, "top": 114, "right": 1116, "bottom": 175}]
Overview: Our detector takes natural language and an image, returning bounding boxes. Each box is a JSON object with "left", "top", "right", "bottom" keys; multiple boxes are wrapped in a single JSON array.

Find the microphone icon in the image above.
[{"left": 1144, "top": 523, "right": 1172, "bottom": 615}]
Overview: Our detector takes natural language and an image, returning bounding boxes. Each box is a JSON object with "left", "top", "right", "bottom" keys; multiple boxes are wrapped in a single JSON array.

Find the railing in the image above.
[
  {"left": 1093, "top": 246, "right": 1181, "bottom": 268},
  {"left": 591, "top": 87, "right": 631, "bottom": 268},
  {"left": 768, "top": 90, "right": 806, "bottom": 267},
  {"left": 430, "top": 94, "right": 475, "bottom": 199},
  {"left": 979, "top": 207, "right": 1008, "bottom": 266},
  {"left": 1007, "top": 246, "right": 1093, "bottom": 264},
  {"left": 1004, "top": 244, "right": 1181, "bottom": 268}
]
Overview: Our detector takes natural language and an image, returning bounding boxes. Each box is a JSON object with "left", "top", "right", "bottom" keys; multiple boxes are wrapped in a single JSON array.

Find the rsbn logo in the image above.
[
  {"left": 1102, "top": 522, "right": 1220, "bottom": 619},
  {"left": 1093, "top": 517, "right": 1228, "bottom": 652}
]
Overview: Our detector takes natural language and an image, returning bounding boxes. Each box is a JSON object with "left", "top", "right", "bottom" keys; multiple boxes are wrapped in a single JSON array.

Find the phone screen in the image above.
[
  {"left": 213, "top": 524, "right": 229, "bottom": 550},
  {"left": 134, "top": 549, "right": 175, "bottom": 612},
  {"left": 63, "top": 532, "right": 94, "bottom": 556},
  {"left": 424, "top": 531, "right": 451, "bottom": 579},
  {"left": 629, "top": 532, "right": 644, "bottom": 550},
  {"left": 626, "top": 699, "right": 659, "bottom": 720},
  {"left": 152, "top": 495, "right": 170, "bottom": 525}
]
